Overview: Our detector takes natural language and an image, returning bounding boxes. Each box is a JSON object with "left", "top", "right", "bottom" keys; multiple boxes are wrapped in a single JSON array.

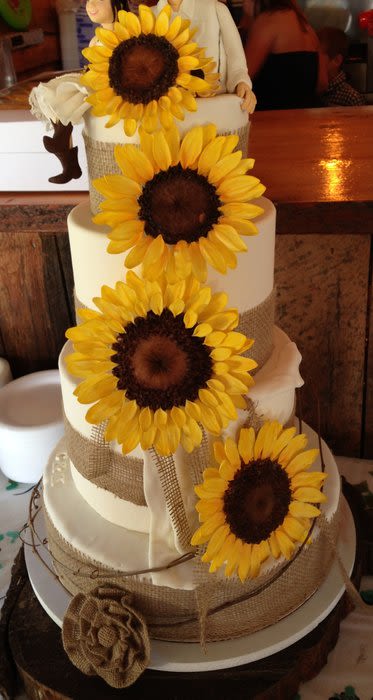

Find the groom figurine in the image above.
[{"left": 157, "top": 0, "right": 256, "bottom": 113}]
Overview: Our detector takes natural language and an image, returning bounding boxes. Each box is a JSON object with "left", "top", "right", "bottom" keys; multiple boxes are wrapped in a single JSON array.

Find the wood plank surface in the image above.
[
  {"left": 275, "top": 233, "right": 370, "bottom": 457},
  {"left": 0, "top": 206, "right": 74, "bottom": 377}
]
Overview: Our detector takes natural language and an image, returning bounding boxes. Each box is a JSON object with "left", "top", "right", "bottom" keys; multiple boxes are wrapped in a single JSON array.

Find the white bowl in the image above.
[{"left": 0, "top": 370, "right": 64, "bottom": 483}]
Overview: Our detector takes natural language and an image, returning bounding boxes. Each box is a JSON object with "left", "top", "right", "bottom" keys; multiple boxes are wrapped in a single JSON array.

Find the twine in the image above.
[{"left": 83, "top": 124, "right": 249, "bottom": 215}]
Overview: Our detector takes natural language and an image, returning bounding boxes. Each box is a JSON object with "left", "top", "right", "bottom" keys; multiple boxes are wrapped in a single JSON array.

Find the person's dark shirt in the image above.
[{"left": 253, "top": 51, "right": 321, "bottom": 110}]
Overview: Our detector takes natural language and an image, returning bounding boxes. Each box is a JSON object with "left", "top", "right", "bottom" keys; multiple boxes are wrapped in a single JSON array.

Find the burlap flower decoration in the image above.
[{"left": 62, "top": 585, "right": 150, "bottom": 688}]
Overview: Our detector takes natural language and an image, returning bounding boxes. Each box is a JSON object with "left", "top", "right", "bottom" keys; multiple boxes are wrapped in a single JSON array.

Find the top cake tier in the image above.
[{"left": 83, "top": 94, "right": 249, "bottom": 214}]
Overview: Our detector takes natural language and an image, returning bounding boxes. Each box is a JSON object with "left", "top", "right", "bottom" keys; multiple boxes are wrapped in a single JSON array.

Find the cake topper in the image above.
[{"left": 158, "top": 0, "right": 256, "bottom": 114}]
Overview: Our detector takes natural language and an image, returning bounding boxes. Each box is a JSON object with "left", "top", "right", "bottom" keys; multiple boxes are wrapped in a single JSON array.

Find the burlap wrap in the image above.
[
  {"left": 64, "top": 415, "right": 146, "bottom": 506},
  {"left": 44, "top": 492, "right": 342, "bottom": 643},
  {"left": 83, "top": 124, "right": 249, "bottom": 216}
]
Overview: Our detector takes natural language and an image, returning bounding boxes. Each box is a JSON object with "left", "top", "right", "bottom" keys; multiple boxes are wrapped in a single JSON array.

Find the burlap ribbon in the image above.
[
  {"left": 64, "top": 415, "right": 146, "bottom": 506},
  {"left": 83, "top": 124, "right": 249, "bottom": 215}
]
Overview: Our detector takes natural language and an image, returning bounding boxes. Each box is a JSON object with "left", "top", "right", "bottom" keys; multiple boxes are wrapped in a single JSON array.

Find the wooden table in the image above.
[{"left": 0, "top": 106, "right": 372, "bottom": 458}]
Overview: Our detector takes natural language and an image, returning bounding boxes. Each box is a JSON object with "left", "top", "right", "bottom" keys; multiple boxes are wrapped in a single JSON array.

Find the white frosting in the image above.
[
  {"left": 61, "top": 326, "right": 303, "bottom": 534},
  {"left": 70, "top": 464, "right": 151, "bottom": 533},
  {"left": 68, "top": 196, "right": 275, "bottom": 313},
  {"left": 83, "top": 93, "right": 248, "bottom": 145},
  {"left": 43, "top": 423, "right": 341, "bottom": 591}
]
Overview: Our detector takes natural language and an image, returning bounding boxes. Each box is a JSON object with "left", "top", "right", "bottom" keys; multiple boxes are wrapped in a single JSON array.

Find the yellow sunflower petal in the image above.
[
  {"left": 292, "top": 487, "right": 326, "bottom": 504},
  {"left": 281, "top": 515, "right": 308, "bottom": 542},
  {"left": 274, "top": 528, "right": 295, "bottom": 560},
  {"left": 286, "top": 449, "right": 320, "bottom": 477},
  {"left": 191, "top": 514, "right": 227, "bottom": 547},
  {"left": 289, "top": 501, "right": 321, "bottom": 519},
  {"left": 291, "top": 471, "right": 327, "bottom": 490},
  {"left": 201, "top": 523, "right": 231, "bottom": 561},
  {"left": 138, "top": 5, "right": 155, "bottom": 33},
  {"left": 179, "top": 126, "right": 203, "bottom": 168}
]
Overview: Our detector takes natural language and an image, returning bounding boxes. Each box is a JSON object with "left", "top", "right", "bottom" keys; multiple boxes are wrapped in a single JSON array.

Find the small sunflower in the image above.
[
  {"left": 65, "top": 272, "right": 256, "bottom": 457},
  {"left": 93, "top": 124, "right": 265, "bottom": 282},
  {"left": 191, "top": 421, "right": 327, "bottom": 582},
  {"left": 80, "top": 5, "right": 219, "bottom": 136}
]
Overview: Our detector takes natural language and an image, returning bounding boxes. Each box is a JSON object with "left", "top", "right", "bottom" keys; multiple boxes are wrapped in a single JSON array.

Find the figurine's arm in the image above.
[{"left": 216, "top": 3, "right": 256, "bottom": 113}]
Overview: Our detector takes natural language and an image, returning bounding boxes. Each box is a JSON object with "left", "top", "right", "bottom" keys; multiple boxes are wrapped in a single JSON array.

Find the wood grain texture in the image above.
[
  {"left": 364, "top": 244, "right": 373, "bottom": 457},
  {"left": 0, "top": 206, "right": 74, "bottom": 377},
  {"left": 275, "top": 234, "right": 370, "bottom": 457}
]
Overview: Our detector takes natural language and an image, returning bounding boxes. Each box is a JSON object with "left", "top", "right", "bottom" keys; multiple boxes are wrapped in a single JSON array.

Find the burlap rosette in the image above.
[{"left": 62, "top": 585, "right": 150, "bottom": 688}]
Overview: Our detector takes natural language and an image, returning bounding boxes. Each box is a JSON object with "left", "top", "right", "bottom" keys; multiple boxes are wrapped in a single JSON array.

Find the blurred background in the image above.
[{"left": 0, "top": 1, "right": 372, "bottom": 97}]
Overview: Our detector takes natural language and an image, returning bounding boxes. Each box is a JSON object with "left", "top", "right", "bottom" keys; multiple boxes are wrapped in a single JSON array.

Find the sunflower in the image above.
[
  {"left": 191, "top": 421, "right": 327, "bottom": 582},
  {"left": 93, "top": 124, "right": 265, "bottom": 283},
  {"left": 65, "top": 272, "right": 256, "bottom": 457},
  {"left": 80, "top": 4, "right": 219, "bottom": 136}
]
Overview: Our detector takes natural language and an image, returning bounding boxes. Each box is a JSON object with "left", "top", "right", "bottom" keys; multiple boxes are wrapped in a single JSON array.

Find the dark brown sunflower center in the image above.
[
  {"left": 223, "top": 458, "right": 291, "bottom": 544},
  {"left": 111, "top": 308, "right": 213, "bottom": 410},
  {"left": 138, "top": 164, "right": 221, "bottom": 244},
  {"left": 108, "top": 34, "right": 179, "bottom": 105}
]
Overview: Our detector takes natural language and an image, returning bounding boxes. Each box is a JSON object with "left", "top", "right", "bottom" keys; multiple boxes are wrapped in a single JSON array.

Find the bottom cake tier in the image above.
[{"left": 42, "top": 423, "right": 341, "bottom": 644}]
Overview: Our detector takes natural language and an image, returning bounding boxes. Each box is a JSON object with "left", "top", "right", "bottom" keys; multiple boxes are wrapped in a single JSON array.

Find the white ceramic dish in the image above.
[
  {"left": 25, "top": 496, "right": 355, "bottom": 672},
  {"left": 0, "top": 370, "right": 64, "bottom": 483}
]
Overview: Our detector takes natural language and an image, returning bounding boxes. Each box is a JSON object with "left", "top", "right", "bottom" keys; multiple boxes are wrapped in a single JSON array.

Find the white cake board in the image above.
[{"left": 24, "top": 496, "right": 356, "bottom": 673}]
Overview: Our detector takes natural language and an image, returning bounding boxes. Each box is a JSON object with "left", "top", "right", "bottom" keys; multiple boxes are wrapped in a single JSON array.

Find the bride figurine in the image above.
[{"left": 157, "top": 0, "right": 256, "bottom": 113}]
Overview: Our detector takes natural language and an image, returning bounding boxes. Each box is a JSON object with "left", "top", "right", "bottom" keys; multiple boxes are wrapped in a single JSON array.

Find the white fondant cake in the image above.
[{"left": 29, "top": 3, "right": 343, "bottom": 672}]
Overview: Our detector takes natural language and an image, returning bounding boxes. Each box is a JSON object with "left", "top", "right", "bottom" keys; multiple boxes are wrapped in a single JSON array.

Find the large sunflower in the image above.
[
  {"left": 65, "top": 272, "right": 256, "bottom": 457},
  {"left": 80, "top": 5, "right": 219, "bottom": 136},
  {"left": 191, "top": 421, "right": 327, "bottom": 582},
  {"left": 93, "top": 124, "right": 265, "bottom": 283}
]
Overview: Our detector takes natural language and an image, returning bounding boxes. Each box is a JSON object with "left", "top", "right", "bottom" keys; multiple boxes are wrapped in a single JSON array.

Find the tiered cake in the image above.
[{"left": 30, "top": 3, "right": 341, "bottom": 689}]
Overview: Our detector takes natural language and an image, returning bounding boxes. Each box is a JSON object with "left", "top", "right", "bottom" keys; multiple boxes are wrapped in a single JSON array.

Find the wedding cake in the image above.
[{"left": 30, "top": 3, "right": 341, "bottom": 689}]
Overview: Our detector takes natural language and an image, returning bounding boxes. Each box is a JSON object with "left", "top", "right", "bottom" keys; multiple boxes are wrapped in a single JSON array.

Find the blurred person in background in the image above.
[
  {"left": 243, "top": 0, "right": 328, "bottom": 109},
  {"left": 317, "top": 26, "right": 366, "bottom": 106}
]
